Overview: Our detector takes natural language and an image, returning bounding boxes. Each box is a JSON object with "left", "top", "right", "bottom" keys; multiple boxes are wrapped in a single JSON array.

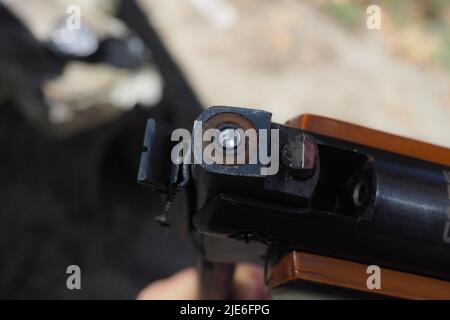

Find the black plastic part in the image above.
[{"left": 137, "top": 119, "right": 175, "bottom": 193}]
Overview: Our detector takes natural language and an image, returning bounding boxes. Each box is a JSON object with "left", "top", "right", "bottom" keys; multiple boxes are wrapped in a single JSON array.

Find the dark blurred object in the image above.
[
  {"left": 0, "top": 0, "right": 202, "bottom": 299},
  {"left": 0, "top": 4, "right": 63, "bottom": 134}
]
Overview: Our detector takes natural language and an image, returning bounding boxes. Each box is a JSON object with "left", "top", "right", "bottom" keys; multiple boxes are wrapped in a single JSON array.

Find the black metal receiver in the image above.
[{"left": 138, "top": 106, "right": 450, "bottom": 299}]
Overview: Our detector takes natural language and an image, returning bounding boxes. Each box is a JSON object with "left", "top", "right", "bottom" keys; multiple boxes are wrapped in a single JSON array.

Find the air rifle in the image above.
[{"left": 138, "top": 106, "right": 450, "bottom": 299}]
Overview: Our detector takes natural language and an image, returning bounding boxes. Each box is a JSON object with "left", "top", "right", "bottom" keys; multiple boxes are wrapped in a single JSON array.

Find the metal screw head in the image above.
[
  {"left": 281, "top": 133, "right": 317, "bottom": 179},
  {"left": 217, "top": 128, "right": 242, "bottom": 149}
]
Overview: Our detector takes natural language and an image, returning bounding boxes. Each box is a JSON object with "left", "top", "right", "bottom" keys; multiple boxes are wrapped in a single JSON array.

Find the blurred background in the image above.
[{"left": 0, "top": 0, "right": 448, "bottom": 298}]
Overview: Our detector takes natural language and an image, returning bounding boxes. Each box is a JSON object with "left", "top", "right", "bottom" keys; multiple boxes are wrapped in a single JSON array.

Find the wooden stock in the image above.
[
  {"left": 287, "top": 114, "right": 450, "bottom": 167},
  {"left": 267, "top": 251, "right": 450, "bottom": 299}
]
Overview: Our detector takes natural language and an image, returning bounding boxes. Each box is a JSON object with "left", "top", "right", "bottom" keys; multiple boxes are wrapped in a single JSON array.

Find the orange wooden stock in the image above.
[
  {"left": 267, "top": 251, "right": 450, "bottom": 299},
  {"left": 287, "top": 114, "right": 450, "bottom": 167}
]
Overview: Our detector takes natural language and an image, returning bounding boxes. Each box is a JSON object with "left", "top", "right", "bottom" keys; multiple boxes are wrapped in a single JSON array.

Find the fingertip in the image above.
[
  {"left": 234, "top": 264, "right": 269, "bottom": 300},
  {"left": 137, "top": 267, "right": 199, "bottom": 300}
]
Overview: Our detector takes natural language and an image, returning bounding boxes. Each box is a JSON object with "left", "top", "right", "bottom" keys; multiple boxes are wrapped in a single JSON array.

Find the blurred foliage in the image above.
[
  {"left": 314, "top": 0, "right": 450, "bottom": 72},
  {"left": 328, "top": 1, "right": 364, "bottom": 27}
]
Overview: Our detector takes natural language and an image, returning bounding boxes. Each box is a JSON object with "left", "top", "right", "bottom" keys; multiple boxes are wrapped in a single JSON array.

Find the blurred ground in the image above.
[{"left": 138, "top": 0, "right": 450, "bottom": 147}]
